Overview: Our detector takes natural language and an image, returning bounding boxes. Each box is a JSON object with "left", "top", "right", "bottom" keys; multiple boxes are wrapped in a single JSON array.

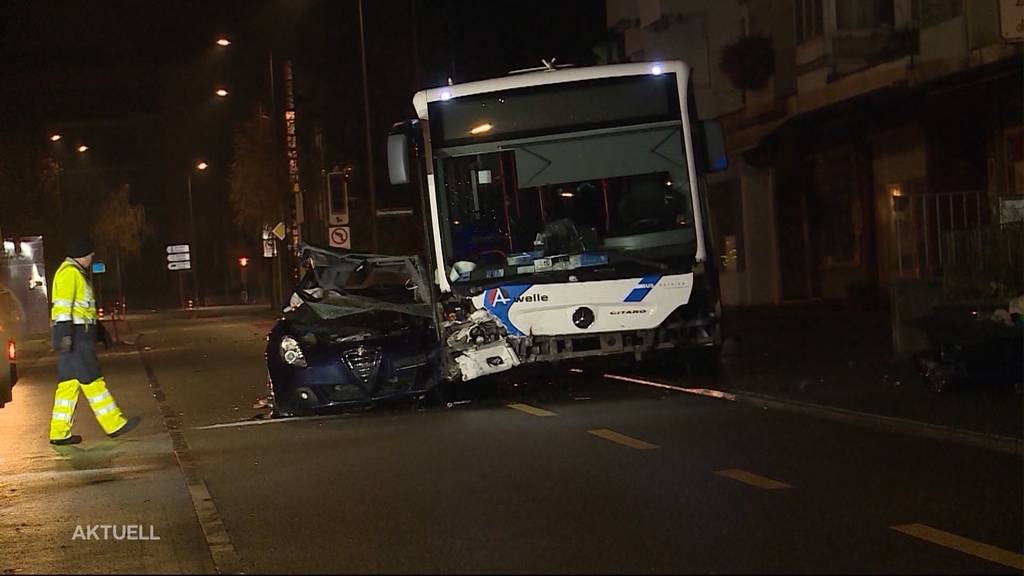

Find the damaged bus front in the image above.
[{"left": 388, "top": 61, "right": 728, "bottom": 383}]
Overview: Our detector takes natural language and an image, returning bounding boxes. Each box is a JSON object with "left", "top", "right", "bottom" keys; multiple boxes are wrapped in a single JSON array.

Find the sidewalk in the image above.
[
  {"left": 0, "top": 324, "right": 213, "bottom": 574},
  {"left": 711, "top": 303, "right": 1023, "bottom": 440}
]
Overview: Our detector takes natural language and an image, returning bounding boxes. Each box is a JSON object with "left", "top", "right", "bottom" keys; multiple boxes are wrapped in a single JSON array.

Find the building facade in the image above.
[{"left": 607, "top": 0, "right": 1023, "bottom": 307}]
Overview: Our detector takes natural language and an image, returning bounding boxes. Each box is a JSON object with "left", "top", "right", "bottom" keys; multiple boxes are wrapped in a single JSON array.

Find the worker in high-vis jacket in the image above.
[{"left": 49, "top": 237, "right": 139, "bottom": 445}]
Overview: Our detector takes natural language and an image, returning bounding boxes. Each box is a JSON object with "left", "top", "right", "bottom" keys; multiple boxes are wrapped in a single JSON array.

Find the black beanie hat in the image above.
[{"left": 67, "top": 236, "right": 95, "bottom": 259}]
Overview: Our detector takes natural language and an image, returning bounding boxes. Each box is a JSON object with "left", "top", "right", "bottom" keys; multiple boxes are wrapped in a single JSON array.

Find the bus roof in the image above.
[{"left": 412, "top": 61, "right": 691, "bottom": 120}]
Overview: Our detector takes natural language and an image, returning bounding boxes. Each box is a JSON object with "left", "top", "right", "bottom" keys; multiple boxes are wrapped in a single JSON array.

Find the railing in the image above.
[
  {"left": 893, "top": 189, "right": 986, "bottom": 278},
  {"left": 941, "top": 223, "right": 1024, "bottom": 302}
]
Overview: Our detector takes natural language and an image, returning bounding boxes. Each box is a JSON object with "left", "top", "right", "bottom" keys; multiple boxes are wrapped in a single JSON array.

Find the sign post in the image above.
[{"left": 166, "top": 244, "right": 191, "bottom": 310}]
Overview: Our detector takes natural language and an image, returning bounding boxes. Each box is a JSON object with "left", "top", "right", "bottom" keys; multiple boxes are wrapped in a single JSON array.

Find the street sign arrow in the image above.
[
  {"left": 167, "top": 261, "right": 192, "bottom": 271},
  {"left": 167, "top": 244, "right": 191, "bottom": 254},
  {"left": 166, "top": 253, "right": 191, "bottom": 263}
]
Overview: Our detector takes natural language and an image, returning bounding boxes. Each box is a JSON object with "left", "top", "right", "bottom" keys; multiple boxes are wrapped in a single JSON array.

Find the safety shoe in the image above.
[
  {"left": 50, "top": 435, "right": 83, "bottom": 446},
  {"left": 109, "top": 416, "right": 141, "bottom": 438}
]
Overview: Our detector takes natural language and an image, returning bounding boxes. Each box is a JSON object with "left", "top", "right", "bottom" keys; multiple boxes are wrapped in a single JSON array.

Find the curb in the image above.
[{"left": 728, "top": 389, "right": 1024, "bottom": 458}]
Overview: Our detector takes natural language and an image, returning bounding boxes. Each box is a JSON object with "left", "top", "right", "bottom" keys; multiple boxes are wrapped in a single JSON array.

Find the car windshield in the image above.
[{"left": 289, "top": 247, "right": 433, "bottom": 320}]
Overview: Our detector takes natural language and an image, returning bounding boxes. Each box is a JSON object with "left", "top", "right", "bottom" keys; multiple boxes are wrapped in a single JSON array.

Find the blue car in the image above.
[{"left": 266, "top": 246, "right": 442, "bottom": 417}]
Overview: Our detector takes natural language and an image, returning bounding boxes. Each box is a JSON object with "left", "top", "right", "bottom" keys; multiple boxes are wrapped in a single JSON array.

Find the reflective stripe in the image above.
[
  {"left": 72, "top": 318, "right": 97, "bottom": 325},
  {"left": 87, "top": 391, "right": 113, "bottom": 405},
  {"left": 52, "top": 299, "right": 73, "bottom": 307},
  {"left": 54, "top": 399, "right": 76, "bottom": 409},
  {"left": 94, "top": 403, "right": 119, "bottom": 417},
  {"left": 74, "top": 300, "right": 94, "bottom": 308},
  {"left": 54, "top": 313, "right": 73, "bottom": 322},
  {"left": 52, "top": 412, "right": 73, "bottom": 422}
]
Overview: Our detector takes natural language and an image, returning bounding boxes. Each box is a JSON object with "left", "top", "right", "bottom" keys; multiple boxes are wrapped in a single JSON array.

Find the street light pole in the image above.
[
  {"left": 186, "top": 173, "right": 200, "bottom": 306},
  {"left": 357, "top": 0, "right": 379, "bottom": 252}
]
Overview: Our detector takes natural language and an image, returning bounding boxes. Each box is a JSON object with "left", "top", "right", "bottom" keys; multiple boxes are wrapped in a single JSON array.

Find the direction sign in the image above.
[
  {"left": 167, "top": 253, "right": 191, "bottom": 263},
  {"left": 167, "top": 244, "right": 190, "bottom": 254},
  {"left": 272, "top": 222, "right": 287, "bottom": 241},
  {"left": 329, "top": 226, "right": 351, "bottom": 249},
  {"left": 167, "top": 261, "right": 192, "bottom": 271}
]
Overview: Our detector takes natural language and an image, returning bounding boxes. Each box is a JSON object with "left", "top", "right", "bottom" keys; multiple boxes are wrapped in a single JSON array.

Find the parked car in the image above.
[
  {"left": 0, "top": 286, "right": 24, "bottom": 407},
  {"left": 266, "top": 245, "right": 441, "bottom": 417}
]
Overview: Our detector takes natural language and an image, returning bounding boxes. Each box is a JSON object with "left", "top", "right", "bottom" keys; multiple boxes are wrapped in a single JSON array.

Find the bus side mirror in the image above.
[
  {"left": 387, "top": 133, "right": 411, "bottom": 186},
  {"left": 702, "top": 120, "right": 727, "bottom": 173}
]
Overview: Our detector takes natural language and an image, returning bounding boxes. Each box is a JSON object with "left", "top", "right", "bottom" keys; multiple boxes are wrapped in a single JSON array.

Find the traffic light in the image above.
[{"left": 239, "top": 257, "right": 249, "bottom": 268}]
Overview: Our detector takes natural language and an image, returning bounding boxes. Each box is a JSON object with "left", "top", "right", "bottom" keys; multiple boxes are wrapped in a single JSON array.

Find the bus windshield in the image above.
[{"left": 428, "top": 73, "right": 697, "bottom": 288}]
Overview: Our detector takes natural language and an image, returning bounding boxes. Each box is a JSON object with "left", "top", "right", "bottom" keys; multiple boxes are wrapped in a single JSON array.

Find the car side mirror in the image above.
[{"left": 388, "top": 132, "right": 411, "bottom": 186}]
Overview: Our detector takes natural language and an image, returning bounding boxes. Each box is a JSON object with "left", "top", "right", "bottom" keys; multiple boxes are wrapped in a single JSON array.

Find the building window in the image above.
[
  {"left": 836, "top": 0, "right": 894, "bottom": 30},
  {"left": 708, "top": 179, "right": 745, "bottom": 273},
  {"left": 795, "top": 0, "right": 824, "bottom": 43}
]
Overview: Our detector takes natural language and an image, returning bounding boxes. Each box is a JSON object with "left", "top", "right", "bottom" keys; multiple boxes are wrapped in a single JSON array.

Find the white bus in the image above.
[{"left": 388, "top": 60, "right": 727, "bottom": 382}]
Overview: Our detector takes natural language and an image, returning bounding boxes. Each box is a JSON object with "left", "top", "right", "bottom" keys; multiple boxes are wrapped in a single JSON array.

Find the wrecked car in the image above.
[{"left": 266, "top": 246, "right": 441, "bottom": 416}]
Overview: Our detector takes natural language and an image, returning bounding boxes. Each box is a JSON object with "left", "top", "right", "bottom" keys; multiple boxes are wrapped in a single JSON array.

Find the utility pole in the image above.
[
  {"left": 357, "top": 0, "right": 379, "bottom": 252},
  {"left": 186, "top": 174, "right": 200, "bottom": 306}
]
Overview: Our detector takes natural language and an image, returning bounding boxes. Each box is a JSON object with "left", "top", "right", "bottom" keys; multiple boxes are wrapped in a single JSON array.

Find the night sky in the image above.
[{"left": 0, "top": 0, "right": 608, "bottom": 308}]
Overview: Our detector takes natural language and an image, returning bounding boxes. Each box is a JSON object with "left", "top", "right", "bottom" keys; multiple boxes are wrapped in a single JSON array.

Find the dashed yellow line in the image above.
[
  {"left": 714, "top": 468, "right": 792, "bottom": 490},
  {"left": 892, "top": 524, "right": 1024, "bottom": 570},
  {"left": 588, "top": 429, "right": 660, "bottom": 450},
  {"left": 507, "top": 403, "right": 556, "bottom": 417}
]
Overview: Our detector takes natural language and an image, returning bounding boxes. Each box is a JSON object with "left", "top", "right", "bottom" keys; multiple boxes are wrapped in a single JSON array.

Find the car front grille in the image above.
[{"left": 342, "top": 346, "right": 382, "bottom": 385}]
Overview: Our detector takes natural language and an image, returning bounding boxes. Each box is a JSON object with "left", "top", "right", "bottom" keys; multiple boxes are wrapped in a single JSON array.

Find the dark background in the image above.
[{"left": 0, "top": 0, "right": 608, "bottom": 309}]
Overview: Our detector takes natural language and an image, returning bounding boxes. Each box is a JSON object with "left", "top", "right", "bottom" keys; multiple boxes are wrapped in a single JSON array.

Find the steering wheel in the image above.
[{"left": 628, "top": 218, "right": 662, "bottom": 234}]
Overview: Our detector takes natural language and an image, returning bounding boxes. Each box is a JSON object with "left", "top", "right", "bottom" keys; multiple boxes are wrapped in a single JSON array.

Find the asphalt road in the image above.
[{"left": 3, "top": 308, "right": 1022, "bottom": 574}]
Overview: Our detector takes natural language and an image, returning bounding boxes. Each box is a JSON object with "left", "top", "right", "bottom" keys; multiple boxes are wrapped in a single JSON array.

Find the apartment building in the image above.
[{"left": 606, "top": 0, "right": 1023, "bottom": 306}]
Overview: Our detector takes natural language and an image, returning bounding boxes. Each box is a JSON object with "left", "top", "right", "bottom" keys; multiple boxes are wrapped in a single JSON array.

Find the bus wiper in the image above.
[{"left": 602, "top": 249, "right": 668, "bottom": 271}]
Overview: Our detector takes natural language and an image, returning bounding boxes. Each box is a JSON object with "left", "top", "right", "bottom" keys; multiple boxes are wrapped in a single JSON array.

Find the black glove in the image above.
[{"left": 52, "top": 322, "right": 73, "bottom": 353}]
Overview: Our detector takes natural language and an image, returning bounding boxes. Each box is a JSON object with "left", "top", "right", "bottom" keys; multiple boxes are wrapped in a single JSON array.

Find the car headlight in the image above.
[{"left": 279, "top": 336, "right": 307, "bottom": 367}]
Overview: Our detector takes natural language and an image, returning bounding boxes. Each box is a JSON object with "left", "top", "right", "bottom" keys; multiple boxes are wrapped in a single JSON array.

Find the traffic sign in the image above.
[
  {"left": 166, "top": 253, "right": 191, "bottom": 263},
  {"left": 272, "top": 222, "right": 286, "bottom": 241},
  {"left": 91, "top": 262, "right": 106, "bottom": 274},
  {"left": 167, "top": 244, "right": 190, "bottom": 254},
  {"left": 329, "top": 226, "right": 351, "bottom": 249},
  {"left": 167, "top": 261, "right": 192, "bottom": 271},
  {"left": 263, "top": 239, "right": 277, "bottom": 258}
]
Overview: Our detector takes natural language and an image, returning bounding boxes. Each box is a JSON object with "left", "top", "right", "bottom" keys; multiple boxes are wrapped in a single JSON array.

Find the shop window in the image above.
[
  {"left": 812, "top": 147, "right": 862, "bottom": 267},
  {"left": 836, "top": 0, "right": 894, "bottom": 30},
  {"left": 795, "top": 0, "right": 825, "bottom": 43},
  {"left": 708, "top": 179, "right": 745, "bottom": 273}
]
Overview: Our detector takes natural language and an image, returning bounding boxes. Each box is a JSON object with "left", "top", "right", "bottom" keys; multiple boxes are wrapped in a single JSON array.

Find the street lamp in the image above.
[
  {"left": 187, "top": 162, "right": 208, "bottom": 305},
  {"left": 50, "top": 133, "right": 62, "bottom": 142},
  {"left": 215, "top": 88, "right": 230, "bottom": 98},
  {"left": 216, "top": 37, "right": 232, "bottom": 47},
  {"left": 77, "top": 145, "right": 89, "bottom": 153}
]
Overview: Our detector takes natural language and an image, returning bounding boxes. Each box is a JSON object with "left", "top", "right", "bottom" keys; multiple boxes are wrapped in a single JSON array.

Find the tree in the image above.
[
  {"left": 228, "top": 114, "right": 289, "bottom": 234},
  {"left": 93, "top": 184, "right": 149, "bottom": 309},
  {"left": 719, "top": 34, "right": 776, "bottom": 93}
]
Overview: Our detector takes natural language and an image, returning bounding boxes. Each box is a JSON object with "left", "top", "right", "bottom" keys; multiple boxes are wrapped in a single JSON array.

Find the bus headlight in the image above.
[{"left": 279, "top": 336, "right": 307, "bottom": 367}]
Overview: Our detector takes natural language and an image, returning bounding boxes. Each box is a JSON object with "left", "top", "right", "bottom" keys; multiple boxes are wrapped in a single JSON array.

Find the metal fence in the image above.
[
  {"left": 940, "top": 223, "right": 1024, "bottom": 301},
  {"left": 893, "top": 189, "right": 985, "bottom": 278}
]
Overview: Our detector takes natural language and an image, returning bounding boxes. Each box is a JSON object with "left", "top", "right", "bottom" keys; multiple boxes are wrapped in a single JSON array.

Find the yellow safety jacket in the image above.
[{"left": 51, "top": 259, "right": 97, "bottom": 325}]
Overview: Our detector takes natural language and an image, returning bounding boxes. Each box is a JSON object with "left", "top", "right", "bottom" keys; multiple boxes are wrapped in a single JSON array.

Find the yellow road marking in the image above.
[
  {"left": 507, "top": 403, "right": 556, "bottom": 417},
  {"left": 588, "top": 429, "right": 659, "bottom": 450},
  {"left": 892, "top": 524, "right": 1024, "bottom": 570},
  {"left": 714, "top": 468, "right": 792, "bottom": 490}
]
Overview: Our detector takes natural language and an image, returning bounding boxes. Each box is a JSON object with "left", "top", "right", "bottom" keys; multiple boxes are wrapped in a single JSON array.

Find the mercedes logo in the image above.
[{"left": 572, "top": 306, "right": 595, "bottom": 329}]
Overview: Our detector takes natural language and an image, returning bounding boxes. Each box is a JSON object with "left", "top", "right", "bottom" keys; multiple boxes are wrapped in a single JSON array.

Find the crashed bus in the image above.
[{"left": 387, "top": 61, "right": 728, "bottom": 383}]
